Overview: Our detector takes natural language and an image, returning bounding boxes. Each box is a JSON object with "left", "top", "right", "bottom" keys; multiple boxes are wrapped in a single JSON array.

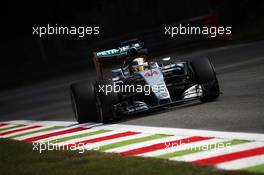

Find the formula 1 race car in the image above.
[{"left": 70, "top": 39, "right": 220, "bottom": 123}]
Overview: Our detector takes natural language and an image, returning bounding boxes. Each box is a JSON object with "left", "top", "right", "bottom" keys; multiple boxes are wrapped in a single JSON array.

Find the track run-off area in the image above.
[{"left": 0, "top": 120, "right": 264, "bottom": 173}]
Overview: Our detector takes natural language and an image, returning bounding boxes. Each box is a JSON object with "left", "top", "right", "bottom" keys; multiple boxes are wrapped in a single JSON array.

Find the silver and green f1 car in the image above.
[{"left": 70, "top": 39, "right": 220, "bottom": 123}]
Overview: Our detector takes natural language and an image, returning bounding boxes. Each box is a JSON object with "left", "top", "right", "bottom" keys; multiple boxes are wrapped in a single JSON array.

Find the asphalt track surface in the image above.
[{"left": 1, "top": 41, "right": 264, "bottom": 133}]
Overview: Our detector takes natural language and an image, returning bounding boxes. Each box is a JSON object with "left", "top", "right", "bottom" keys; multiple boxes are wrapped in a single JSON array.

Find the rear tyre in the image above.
[
  {"left": 95, "top": 80, "right": 121, "bottom": 123},
  {"left": 190, "top": 57, "right": 220, "bottom": 102},
  {"left": 70, "top": 80, "right": 99, "bottom": 123}
]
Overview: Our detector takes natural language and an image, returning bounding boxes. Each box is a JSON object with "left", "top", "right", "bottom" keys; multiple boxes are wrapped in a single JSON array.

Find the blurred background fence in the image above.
[{"left": 1, "top": 0, "right": 264, "bottom": 90}]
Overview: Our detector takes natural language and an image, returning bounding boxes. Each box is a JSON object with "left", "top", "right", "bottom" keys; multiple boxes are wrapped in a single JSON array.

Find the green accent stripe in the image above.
[
  {"left": 157, "top": 139, "right": 249, "bottom": 159},
  {"left": 245, "top": 164, "right": 264, "bottom": 173},
  {"left": 8, "top": 126, "right": 63, "bottom": 139},
  {"left": 0, "top": 124, "right": 25, "bottom": 132},
  {"left": 49, "top": 130, "right": 111, "bottom": 143},
  {"left": 98, "top": 134, "right": 171, "bottom": 151}
]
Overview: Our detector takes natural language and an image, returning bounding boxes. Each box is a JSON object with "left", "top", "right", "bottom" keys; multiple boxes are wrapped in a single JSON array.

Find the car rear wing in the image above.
[{"left": 93, "top": 40, "right": 147, "bottom": 80}]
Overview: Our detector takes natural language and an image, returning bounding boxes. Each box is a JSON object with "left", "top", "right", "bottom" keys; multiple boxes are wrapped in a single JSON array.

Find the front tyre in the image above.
[
  {"left": 95, "top": 80, "right": 121, "bottom": 123},
  {"left": 190, "top": 57, "right": 220, "bottom": 102},
  {"left": 70, "top": 80, "right": 99, "bottom": 123}
]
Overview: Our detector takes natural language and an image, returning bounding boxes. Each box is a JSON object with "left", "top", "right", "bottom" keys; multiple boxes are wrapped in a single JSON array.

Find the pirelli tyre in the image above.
[
  {"left": 190, "top": 57, "right": 220, "bottom": 102},
  {"left": 70, "top": 80, "right": 99, "bottom": 123},
  {"left": 95, "top": 80, "right": 121, "bottom": 123}
]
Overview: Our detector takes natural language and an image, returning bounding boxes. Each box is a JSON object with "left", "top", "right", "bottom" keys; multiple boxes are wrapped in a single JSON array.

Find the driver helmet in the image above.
[
  {"left": 131, "top": 57, "right": 145, "bottom": 72},
  {"left": 128, "top": 47, "right": 138, "bottom": 58}
]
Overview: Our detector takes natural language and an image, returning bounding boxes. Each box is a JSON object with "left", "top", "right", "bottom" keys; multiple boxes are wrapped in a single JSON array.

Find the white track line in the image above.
[
  {"left": 94, "top": 124, "right": 264, "bottom": 142},
  {"left": 34, "top": 128, "right": 105, "bottom": 142},
  {"left": 216, "top": 155, "right": 264, "bottom": 170},
  {"left": 6, "top": 121, "right": 264, "bottom": 141},
  {"left": 82, "top": 133, "right": 152, "bottom": 150},
  {"left": 1, "top": 126, "right": 53, "bottom": 138},
  {"left": 0, "top": 124, "right": 17, "bottom": 130},
  {"left": 105, "top": 136, "right": 185, "bottom": 153},
  {"left": 140, "top": 138, "right": 228, "bottom": 157},
  {"left": 5, "top": 120, "right": 77, "bottom": 126},
  {"left": 169, "top": 142, "right": 264, "bottom": 162},
  {"left": 54, "top": 130, "right": 129, "bottom": 146},
  {"left": 5, "top": 120, "right": 102, "bottom": 128},
  {"left": 0, "top": 125, "right": 37, "bottom": 135},
  {"left": 14, "top": 125, "right": 86, "bottom": 141}
]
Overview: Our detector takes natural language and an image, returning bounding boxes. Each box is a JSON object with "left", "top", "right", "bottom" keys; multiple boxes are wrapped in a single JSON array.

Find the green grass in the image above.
[
  {"left": 0, "top": 139, "right": 259, "bottom": 175},
  {"left": 245, "top": 164, "right": 264, "bottom": 174}
]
